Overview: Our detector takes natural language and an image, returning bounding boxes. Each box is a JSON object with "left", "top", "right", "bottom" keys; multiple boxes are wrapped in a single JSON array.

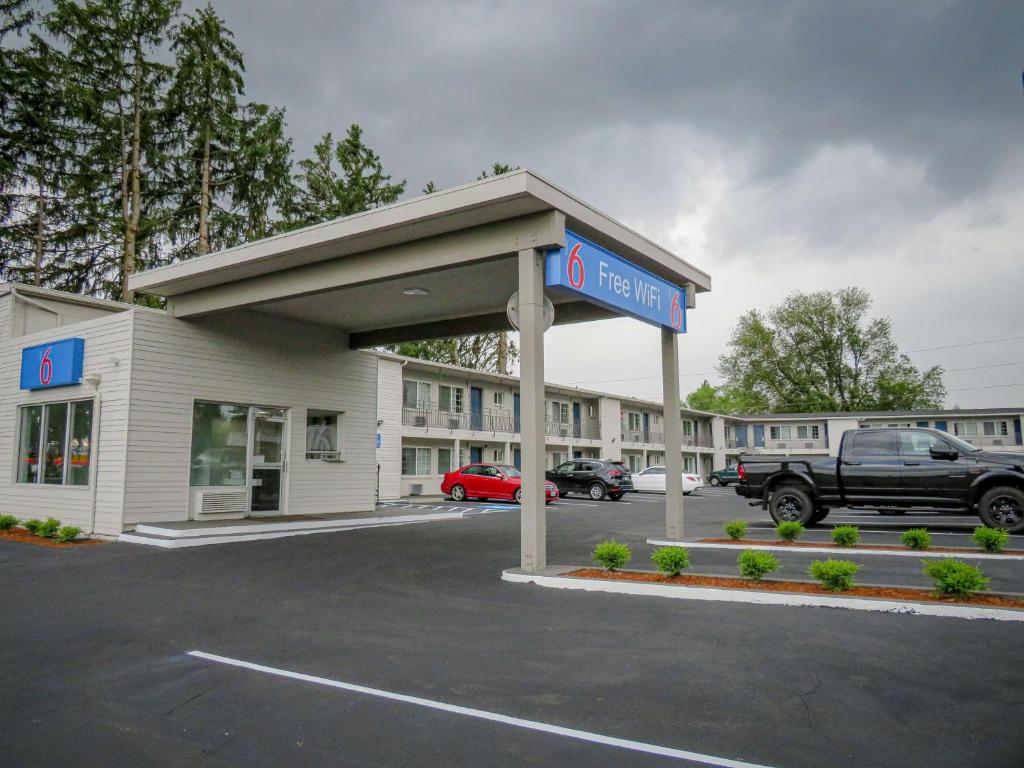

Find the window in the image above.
[
  {"left": 551, "top": 452, "right": 564, "bottom": 468},
  {"left": 553, "top": 402, "right": 569, "bottom": 423},
  {"left": 17, "top": 400, "right": 94, "bottom": 486},
  {"left": 626, "top": 412, "right": 642, "bottom": 431},
  {"left": 588, "top": 404, "right": 596, "bottom": 418},
  {"left": 953, "top": 422, "right": 978, "bottom": 437},
  {"left": 439, "top": 385, "right": 464, "bottom": 413},
  {"left": 645, "top": 467, "right": 666, "bottom": 475},
  {"left": 682, "top": 421, "right": 694, "bottom": 437},
  {"left": 305, "top": 410, "right": 341, "bottom": 459},
  {"left": 983, "top": 421, "right": 1008, "bottom": 437},
  {"left": 796, "top": 425, "right": 820, "bottom": 440},
  {"left": 403, "top": 380, "right": 432, "bottom": 409},
  {"left": 899, "top": 431, "right": 950, "bottom": 456},
  {"left": 770, "top": 425, "right": 792, "bottom": 440},
  {"left": 190, "top": 403, "right": 248, "bottom": 486},
  {"left": 461, "top": 465, "right": 484, "bottom": 475},
  {"left": 683, "top": 456, "right": 696, "bottom": 473},
  {"left": 555, "top": 461, "right": 574, "bottom": 473},
  {"left": 493, "top": 392, "right": 503, "bottom": 407},
  {"left": 848, "top": 430, "right": 896, "bottom": 458},
  {"left": 493, "top": 448, "right": 504, "bottom": 462},
  {"left": 437, "top": 448, "right": 452, "bottom": 474},
  {"left": 401, "top": 447, "right": 431, "bottom": 476}
]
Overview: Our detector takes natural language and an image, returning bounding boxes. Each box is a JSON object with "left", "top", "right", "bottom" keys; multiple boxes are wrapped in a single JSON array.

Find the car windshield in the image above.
[{"left": 498, "top": 465, "right": 522, "bottom": 477}]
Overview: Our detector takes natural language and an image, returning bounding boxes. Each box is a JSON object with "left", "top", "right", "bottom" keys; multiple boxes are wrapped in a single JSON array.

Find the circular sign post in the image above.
[{"left": 506, "top": 291, "right": 554, "bottom": 332}]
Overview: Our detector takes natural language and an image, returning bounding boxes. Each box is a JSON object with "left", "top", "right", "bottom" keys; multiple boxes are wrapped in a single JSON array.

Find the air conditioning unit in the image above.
[
  {"left": 559, "top": 427, "right": 569, "bottom": 437},
  {"left": 993, "top": 439, "right": 1003, "bottom": 446},
  {"left": 778, "top": 442, "right": 787, "bottom": 449},
  {"left": 414, "top": 415, "right": 427, "bottom": 427},
  {"left": 189, "top": 489, "right": 247, "bottom": 520},
  {"left": 448, "top": 418, "right": 461, "bottom": 429},
  {"left": 409, "top": 483, "right": 423, "bottom": 496},
  {"left": 804, "top": 442, "right": 813, "bottom": 449}
]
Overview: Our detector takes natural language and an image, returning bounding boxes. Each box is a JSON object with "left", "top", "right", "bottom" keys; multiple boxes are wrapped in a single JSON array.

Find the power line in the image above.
[
  {"left": 906, "top": 334, "right": 1024, "bottom": 353},
  {"left": 947, "top": 381, "right": 1024, "bottom": 392},
  {"left": 945, "top": 360, "right": 1024, "bottom": 373}
]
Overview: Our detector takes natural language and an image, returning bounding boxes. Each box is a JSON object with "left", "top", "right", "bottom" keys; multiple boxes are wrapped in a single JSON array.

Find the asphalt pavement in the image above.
[{"left": 1, "top": 490, "right": 1021, "bottom": 767}]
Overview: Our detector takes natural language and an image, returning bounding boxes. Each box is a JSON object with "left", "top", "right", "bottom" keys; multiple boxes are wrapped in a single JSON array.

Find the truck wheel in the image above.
[
  {"left": 769, "top": 484, "right": 815, "bottom": 525},
  {"left": 809, "top": 507, "right": 830, "bottom": 525},
  {"left": 978, "top": 486, "right": 1024, "bottom": 534}
]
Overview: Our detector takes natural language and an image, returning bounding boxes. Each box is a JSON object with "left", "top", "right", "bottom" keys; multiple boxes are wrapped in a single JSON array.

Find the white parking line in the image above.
[{"left": 186, "top": 650, "right": 775, "bottom": 768}]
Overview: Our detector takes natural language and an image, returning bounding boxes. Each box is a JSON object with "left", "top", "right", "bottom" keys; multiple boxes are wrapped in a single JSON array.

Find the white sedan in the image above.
[{"left": 631, "top": 465, "right": 704, "bottom": 494}]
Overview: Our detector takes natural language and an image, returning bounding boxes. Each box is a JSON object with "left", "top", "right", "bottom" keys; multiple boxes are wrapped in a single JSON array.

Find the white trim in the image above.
[
  {"left": 135, "top": 512, "right": 463, "bottom": 538},
  {"left": 647, "top": 539, "right": 1024, "bottom": 561},
  {"left": 119, "top": 520, "right": 428, "bottom": 548},
  {"left": 502, "top": 570, "right": 1024, "bottom": 622},
  {"left": 186, "top": 650, "right": 774, "bottom": 768}
]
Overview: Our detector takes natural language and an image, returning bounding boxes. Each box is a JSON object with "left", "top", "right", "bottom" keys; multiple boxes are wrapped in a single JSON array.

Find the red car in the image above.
[{"left": 441, "top": 463, "right": 559, "bottom": 503}]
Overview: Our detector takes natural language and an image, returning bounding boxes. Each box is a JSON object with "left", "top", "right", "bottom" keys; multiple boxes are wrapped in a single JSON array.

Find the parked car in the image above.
[
  {"left": 736, "top": 427, "right": 1024, "bottom": 532},
  {"left": 546, "top": 459, "right": 633, "bottom": 500},
  {"left": 632, "top": 465, "right": 703, "bottom": 494},
  {"left": 441, "top": 463, "right": 559, "bottom": 503},
  {"left": 707, "top": 466, "right": 740, "bottom": 486}
]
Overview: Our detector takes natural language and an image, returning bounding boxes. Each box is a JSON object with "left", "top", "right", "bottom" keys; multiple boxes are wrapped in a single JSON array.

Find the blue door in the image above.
[
  {"left": 1015, "top": 418, "right": 1022, "bottom": 446},
  {"left": 470, "top": 446, "right": 482, "bottom": 464},
  {"left": 735, "top": 425, "right": 747, "bottom": 448},
  {"left": 643, "top": 412, "right": 650, "bottom": 442},
  {"left": 513, "top": 448, "right": 521, "bottom": 470},
  {"left": 573, "top": 403, "right": 582, "bottom": 438},
  {"left": 753, "top": 425, "right": 765, "bottom": 448},
  {"left": 934, "top": 420, "right": 948, "bottom": 433},
  {"left": 471, "top": 387, "right": 483, "bottom": 430},
  {"left": 513, "top": 393, "right": 521, "bottom": 433}
]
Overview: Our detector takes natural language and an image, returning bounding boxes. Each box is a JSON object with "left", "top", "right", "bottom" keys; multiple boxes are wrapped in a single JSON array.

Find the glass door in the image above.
[{"left": 250, "top": 407, "right": 288, "bottom": 514}]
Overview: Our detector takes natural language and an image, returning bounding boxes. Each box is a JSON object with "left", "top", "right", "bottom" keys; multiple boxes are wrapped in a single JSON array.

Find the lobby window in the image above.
[
  {"left": 306, "top": 410, "right": 342, "bottom": 460},
  {"left": 189, "top": 402, "right": 248, "bottom": 486},
  {"left": 16, "top": 400, "right": 94, "bottom": 486},
  {"left": 402, "top": 447, "right": 431, "bottom": 476}
]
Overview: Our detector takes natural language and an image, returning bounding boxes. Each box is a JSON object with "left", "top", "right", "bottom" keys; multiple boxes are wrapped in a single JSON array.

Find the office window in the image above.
[
  {"left": 437, "top": 448, "right": 452, "bottom": 474},
  {"left": 17, "top": 400, "right": 94, "bottom": 486},
  {"left": 953, "top": 422, "right": 978, "bottom": 437},
  {"left": 439, "top": 385, "right": 464, "bottom": 413},
  {"left": 983, "top": 421, "right": 1008, "bottom": 437},
  {"left": 190, "top": 402, "right": 248, "bottom": 486},
  {"left": 402, "top": 447, "right": 431, "bottom": 476},
  {"left": 403, "top": 380, "right": 432, "bottom": 409},
  {"left": 306, "top": 410, "right": 341, "bottom": 459}
]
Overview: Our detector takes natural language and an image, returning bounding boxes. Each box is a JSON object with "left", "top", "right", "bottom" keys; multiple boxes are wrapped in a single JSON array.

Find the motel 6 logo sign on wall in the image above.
[
  {"left": 546, "top": 230, "right": 686, "bottom": 333},
  {"left": 20, "top": 338, "right": 86, "bottom": 390}
]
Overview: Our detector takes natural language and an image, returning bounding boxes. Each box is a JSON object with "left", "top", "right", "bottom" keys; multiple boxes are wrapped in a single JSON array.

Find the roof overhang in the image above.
[{"left": 129, "top": 170, "right": 712, "bottom": 347}]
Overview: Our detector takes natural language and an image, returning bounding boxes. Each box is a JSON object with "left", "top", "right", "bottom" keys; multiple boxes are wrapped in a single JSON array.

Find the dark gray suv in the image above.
[{"left": 546, "top": 459, "right": 634, "bottom": 500}]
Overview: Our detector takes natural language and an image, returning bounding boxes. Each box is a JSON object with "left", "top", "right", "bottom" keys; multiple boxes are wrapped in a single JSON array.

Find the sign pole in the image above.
[
  {"left": 518, "top": 247, "right": 547, "bottom": 572},
  {"left": 662, "top": 327, "right": 684, "bottom": 540}
]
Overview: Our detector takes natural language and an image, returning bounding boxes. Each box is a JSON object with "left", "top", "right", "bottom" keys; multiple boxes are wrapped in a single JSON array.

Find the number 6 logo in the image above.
[
  {"left": 670, "top": 292, "right": 683, "bottom": 330},
  {"left": 39, "top": 347, "right": 53, "bottom": 385}
]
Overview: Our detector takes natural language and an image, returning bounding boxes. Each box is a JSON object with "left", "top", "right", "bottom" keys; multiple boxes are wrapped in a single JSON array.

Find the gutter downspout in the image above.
[{"left": 85, "top": 374, "right": 102, "bottom": 536}]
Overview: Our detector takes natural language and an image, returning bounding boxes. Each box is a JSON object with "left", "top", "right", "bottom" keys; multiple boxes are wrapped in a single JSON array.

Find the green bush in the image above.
[
  {"left": 809, "top": 559, "right": 860, "bottom": 592},
  {"left": 724, "top": 520, "right": 748, "bottom": 541},
  {"left": 651, "top": 546, "right": 690, "bottom": 576},
  {"left": 831, "top": 525, "right": 860, "bottom": 548},
  {"left": 593, "top": 540, "right": 631, "bottom": 571},
  {"left": 0, "top": 514, "right": 18, "bottom": 531},
  {"left": 56, "top": 525, "right": 81, "bottom": 543},
  {"left": 901, "top": 528, "right": 932, "bottom": 550},
  {"left": 923, "top": 559, "right": 989, "bottom": 597},
  {"left": 37, "top": 518, "right": 61, "bottom": 539},
  {"left": 737, "top": 550, "right": 779, "bottom": 581},
  {"left": 775, "top": 521, "right": 804, "bottom": 542},
  {"left": 22, "top": 518, "right": 42, "bottom": 535},
  {"left": 972, "top": 527, "right": 1010, "bottom": 553}
]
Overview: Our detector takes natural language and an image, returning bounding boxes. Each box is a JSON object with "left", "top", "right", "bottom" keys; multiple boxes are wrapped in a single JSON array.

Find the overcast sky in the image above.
[{"left": 197, "top": 0, "right": 1023, "bottom": 408}]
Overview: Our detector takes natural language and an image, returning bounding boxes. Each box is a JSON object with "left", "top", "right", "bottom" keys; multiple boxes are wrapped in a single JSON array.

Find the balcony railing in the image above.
[
  {"left": 761, "top": 439, "right": 828, "bottom": 451},
  {"left": 545, "top": 418, "right": 601, "bottom": 440},
  {"left": 957, "top": 435, "right": 1022, "bottom": 448},
  {"left": 621, "top": 429, "right": 713, "bottom": 447},
  {"left": 402, "top": 407, "right": 600, "bottom": 439}
]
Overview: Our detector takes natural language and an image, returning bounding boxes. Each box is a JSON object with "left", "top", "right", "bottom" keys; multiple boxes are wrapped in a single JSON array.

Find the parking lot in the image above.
[{"left": 2, "top": 490, "right": 1021, "bottom": 767}]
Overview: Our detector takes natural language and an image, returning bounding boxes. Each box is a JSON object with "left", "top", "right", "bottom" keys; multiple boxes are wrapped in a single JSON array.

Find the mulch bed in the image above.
[
  {"left": 568, "top": 569, "right": 1024, "bottom": 609},
  {"left": 699, "top": 538, "right": 1024, "bottom": 556},
  {"left": 0, "top": 528, "right": 101, "bottom": 549}
]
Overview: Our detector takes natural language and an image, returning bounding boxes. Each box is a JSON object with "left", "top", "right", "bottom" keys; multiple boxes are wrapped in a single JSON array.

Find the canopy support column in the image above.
[
  {"left": 662, "top": 328, "right": 684, "bottom": 539},
  {"left": 519, "top": 247, "right": 547, "bottom": 571}
]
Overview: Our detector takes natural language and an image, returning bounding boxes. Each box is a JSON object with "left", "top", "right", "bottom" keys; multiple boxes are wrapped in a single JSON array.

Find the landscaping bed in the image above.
[
  {"left": 567, "top": 568, "right": 1024, "bottom": 609},
  {"left": 698, "top": 538, "right": 1024, "bottom": 556}
]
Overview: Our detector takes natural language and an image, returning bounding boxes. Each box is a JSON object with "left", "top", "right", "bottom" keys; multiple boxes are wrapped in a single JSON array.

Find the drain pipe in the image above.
[{"left": 85, "top": 373, "right": 102, "bottom": 536}]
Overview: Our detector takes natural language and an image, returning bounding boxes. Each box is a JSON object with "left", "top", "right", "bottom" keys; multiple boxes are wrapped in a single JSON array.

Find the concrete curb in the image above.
[
  {"left": 647, "top": 539, "right": 1024, "bottom": 561},
  {"left": 501, "top": 568, "right": 1024, "bottom": 622},
  {"left": 135, "top": 512, "right": 464, "bottom": 539}
]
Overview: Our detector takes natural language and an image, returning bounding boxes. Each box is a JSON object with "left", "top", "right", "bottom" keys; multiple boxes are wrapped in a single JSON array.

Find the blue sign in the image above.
[
  {"left": 545, "top": 230, "right": 687, "bottom": 332},
  {"left": 375, "top": 432, "right": 382, "bottom": 448},
  {"left": 20, "top": 338, "right": 85, "bottom": 390}
]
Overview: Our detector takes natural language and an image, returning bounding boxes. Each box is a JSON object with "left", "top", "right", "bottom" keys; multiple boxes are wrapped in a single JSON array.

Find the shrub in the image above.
[
  {"left": 923, "top": 559, "right": 989, "bottom": 598},
  {"left": 652, "top": 546, "right": 690, "bottom": 576},
  {"left": 831, "top": 525, "right": 860, "bottom": 548},
  {"left": 737, "top": 550, "right": 779, "bottom": 581},
  {"left": 37, "top": 518, "right": 61, "bottom": 539},
  {"left": 724, "top": 520, "right": 748, "bottom": 541},
  {"left": 775, "top": 521, "right": 804, "bottom": 542},
  {"left": 593, "top": 540, "right": 631, "bottom": 571},
  {"left": 22, "top": 518, "right": 42, "bottom": 535},
  {"left": 901, "top": 528, "right": 931, "bottom": 550},
  {"left": 0, "top": 514, "right": 18, "bottom": 531},
  {"left": 56, "top": 526, "right": 81, "bottom": 543},
  {"left": 809, "top": 559, "right": 860, "bottom": 592},
  {"left": 972, "top": 527, "right": 1010, "bottom": 553}
]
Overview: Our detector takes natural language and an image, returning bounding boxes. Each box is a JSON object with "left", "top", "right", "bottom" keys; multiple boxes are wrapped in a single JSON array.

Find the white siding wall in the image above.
[
  {"left": 0, "top": 293, "right": 10, "bottom": 341},
  {"left": 122, "top": 310, "right": 377, "bottom": 525},
  {"left": 375, "top": 357, "right": 403, "bottom": 500},
  {"left": 599, "top": 397, "right": 621, "bottom": 459},
  {"left": 0, "top": 312, "right": 134, "bottom": 535}
]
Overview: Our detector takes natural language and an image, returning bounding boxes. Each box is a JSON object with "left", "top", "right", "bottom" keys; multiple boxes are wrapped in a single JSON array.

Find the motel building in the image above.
[{"left": 2, "top": 172, "right": 1022, "bottom": 565}]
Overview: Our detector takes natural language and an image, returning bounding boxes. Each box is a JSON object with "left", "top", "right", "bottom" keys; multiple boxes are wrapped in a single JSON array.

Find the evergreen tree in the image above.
[
  {"left": 477, "top": 162, "right": 519, "bottom": 373},
  {"left": 226, "top": 102, "right": 293, "bottom": 242},
  {"left": 47, "top": 0, "right": 180, "bottom": 301},
  {"left": 287, "top": 125, "right": 405, "bottom": 228}
]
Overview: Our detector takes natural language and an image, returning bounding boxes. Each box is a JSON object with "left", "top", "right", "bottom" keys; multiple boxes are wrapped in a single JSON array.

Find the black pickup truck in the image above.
[{"left": 736, "top": 427, "right": 1024, "bottom": 532}]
